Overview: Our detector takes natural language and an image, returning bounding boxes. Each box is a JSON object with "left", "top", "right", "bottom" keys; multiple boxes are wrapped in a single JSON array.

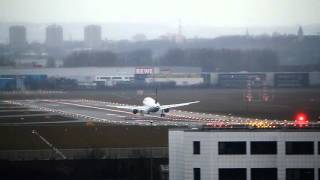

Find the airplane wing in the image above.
[
  {"left": 106, "top": 104, "right": 148, "bottom": 111},
  {"left": 159, "top": 101, "right": 200, "bottom": 110}
]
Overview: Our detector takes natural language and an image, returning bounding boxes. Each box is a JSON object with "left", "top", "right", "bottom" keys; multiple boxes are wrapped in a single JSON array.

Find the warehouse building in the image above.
[
  {"left": 169, "top": 127, "right": 320, "bottom": 180},
  {"left": 208, "top": 72, "right": 320, "bottom": 88},
  {"left": 0, "top": 75, "right": 47, "bottom": 90},
  {"left": 274, "top": 72, "right": 309, "bottom": 88},
  {"left": 216, "top": 73, "right": 267, "bottom": 88}
]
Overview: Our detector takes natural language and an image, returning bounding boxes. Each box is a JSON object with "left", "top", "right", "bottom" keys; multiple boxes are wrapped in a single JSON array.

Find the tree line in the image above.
[{"left": 63, "top": 48, "right": 279, "bottom": 72}]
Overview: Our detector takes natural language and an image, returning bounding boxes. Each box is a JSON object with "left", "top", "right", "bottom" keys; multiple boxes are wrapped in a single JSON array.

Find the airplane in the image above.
[{"left": 106, "top": 89, "right": 199, "bottom": 117}]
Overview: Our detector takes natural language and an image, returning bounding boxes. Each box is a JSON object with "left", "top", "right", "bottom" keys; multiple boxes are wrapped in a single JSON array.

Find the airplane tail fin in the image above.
[{"left": 155, "top": 88, "right": 158, "bottom": 104}]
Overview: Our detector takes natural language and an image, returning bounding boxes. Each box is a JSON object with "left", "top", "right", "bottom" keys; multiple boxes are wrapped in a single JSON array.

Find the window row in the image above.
[
  {"left": 193, "top": 141, "right": 319, "bottom": 155},
  {"left": 193, "top": 168, "right": 318, "bottom": 180}
]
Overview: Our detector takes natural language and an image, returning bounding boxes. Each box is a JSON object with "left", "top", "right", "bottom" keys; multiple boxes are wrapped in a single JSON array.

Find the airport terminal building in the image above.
[{"left": 169, "top": 127, "right": 320, "bottom": 180}]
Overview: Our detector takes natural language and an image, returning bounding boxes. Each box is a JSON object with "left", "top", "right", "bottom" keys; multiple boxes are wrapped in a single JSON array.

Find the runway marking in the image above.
[
  {"left": 0, "top": 120, "right": 86, "bottom": 126},
  {"left": 16, "top": 100, "right": 184, "bottom": 126},
  {"left": 54, "top": 99, "right": 212, "bottom": 122},
  {"left": 106, "top": 113, "right": 117, "bottom": 116},
  {"left": 12, "top": 99, "right": 245, "bottom": 126},
  {"left": 61, "top": 99, "right": 221, "bottom": 123},
  {"left": 0, "top": 113, "right": 57, "bottom": 118},
  {"left": 55, "top": 101, "right": 134, "bottom": 115},
  {"left": 30, "top": 100, "right": 161, "bottom": 125}
]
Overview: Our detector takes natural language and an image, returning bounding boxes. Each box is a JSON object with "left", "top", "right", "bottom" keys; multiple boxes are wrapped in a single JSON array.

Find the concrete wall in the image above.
[{"left": 169, "top": 130, "right": 185, "bottom": 180}]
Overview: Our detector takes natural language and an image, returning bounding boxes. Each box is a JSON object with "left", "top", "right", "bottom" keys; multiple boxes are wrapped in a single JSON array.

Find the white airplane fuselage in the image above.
[{"left": 142, "top": 97, "right": 161, "bottom": 113}]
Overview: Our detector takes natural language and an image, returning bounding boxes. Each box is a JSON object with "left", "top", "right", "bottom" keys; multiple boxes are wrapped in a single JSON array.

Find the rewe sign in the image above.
[{"left": 135, "top": 68, "right": 154, "bottom": 75}]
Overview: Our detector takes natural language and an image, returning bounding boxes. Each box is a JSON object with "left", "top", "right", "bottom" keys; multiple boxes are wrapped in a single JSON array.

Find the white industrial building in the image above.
[
  {"left": 169, "top": 127, "right": 320, "bottom": 180},
  {"left": 145, "top": 73, "right": 204, "bottom": 86},
  {"left": 0, "top": 66, "right": 202, "bottom": 87},
  {"left": 1, "top": 66, "right": 319, "bottom": 88}
]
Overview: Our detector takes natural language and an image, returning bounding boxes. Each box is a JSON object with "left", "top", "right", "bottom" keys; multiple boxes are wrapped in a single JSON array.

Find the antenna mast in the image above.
[{"left": 155, "top": 88, "right": 158, "bottom": 103}]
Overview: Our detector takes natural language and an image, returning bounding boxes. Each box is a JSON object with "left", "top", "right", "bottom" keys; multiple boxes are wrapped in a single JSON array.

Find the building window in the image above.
[
  {"left": 193, "top": 141, "right": 200, "bottom": 155},
  {"left": 251, "top": 141, "right": 277, "bottom": 154},
  {"left": 286, "top": 168, "right": 314, "bottom": 180},
  {"left": 219, "top": 168, "right": 246, "bottom": 180},
  {"left": 100, "top": 77, "right": 111, "bottom": 80},
  {"left": 193, "top": 168, "right": 201, "bottom": 180},
  {"left": 112, "top": 77, "right": 122, "bottom": 80},
  {"left": 251, "top": 168, "right": 277, "bottom": 180},
  {"left": 286, "top": 141, "right": 314, "bottom": 155},
  {"left": 219, "top": 142, "right": 246, "bottom": 154}
]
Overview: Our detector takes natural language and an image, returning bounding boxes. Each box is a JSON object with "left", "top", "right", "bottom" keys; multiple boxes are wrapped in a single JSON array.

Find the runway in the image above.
[{"left": 1, "top": 99, "right": 291, "bottom": 127}]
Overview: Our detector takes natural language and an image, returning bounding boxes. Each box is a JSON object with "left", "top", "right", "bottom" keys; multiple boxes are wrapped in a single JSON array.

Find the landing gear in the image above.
[{"left": 160, "top": 110, "right": 165, "bottom": 117}]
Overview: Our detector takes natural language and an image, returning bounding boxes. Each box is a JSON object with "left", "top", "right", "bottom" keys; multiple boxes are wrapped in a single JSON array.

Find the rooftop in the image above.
[{"left": 171, "top": 124, "right": 320, "bottom": 132}]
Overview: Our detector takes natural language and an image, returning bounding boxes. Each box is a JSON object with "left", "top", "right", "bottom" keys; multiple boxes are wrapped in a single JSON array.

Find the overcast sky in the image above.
[{"left": 1, "top": 0, "right": 319, "bottom": 27}]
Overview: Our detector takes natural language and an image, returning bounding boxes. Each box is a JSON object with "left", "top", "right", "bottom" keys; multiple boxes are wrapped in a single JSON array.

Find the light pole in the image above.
[
  {"left": 150, "top": 146, "right": 153, "bottom": 180},
  {"left": 150, "top": 121, "right": 153, "bottom": 180},
  {"left": 32, "top": 130, "right": 66, "bottom": 160}
]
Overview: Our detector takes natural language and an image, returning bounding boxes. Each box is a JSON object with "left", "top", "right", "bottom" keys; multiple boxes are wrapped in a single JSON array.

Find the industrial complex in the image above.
[{"left": 1, "top": 66, "right": 320, "bottom": 90}]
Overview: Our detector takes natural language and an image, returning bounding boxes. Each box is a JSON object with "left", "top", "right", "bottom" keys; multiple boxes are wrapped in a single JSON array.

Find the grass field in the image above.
[{"left": 0, "top": 124, "right": 169, "bottom": 150}]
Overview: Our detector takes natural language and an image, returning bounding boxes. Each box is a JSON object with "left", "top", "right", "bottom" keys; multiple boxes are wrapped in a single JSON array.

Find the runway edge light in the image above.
[{"left": 295, "top": 112, "right": 309, "bottom": 127}]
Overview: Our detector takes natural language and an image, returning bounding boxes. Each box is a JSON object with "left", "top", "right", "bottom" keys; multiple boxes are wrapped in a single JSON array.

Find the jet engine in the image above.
[
  {"left": 133, "top": 109, "right": 138, "bottom": 114},
  {"left": 164, "top": 108, "right": 170, "bottom": 113}
]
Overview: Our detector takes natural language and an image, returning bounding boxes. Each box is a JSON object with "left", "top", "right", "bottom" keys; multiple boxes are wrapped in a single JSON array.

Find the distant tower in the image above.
[
  {"left": 46, "top": 24, "right": 63, "bottom": 49},
  {"left": 178, "top": 19, "right": 182, "bottom": 36},
  {"left": 297, "top": 26, "right": 304, "bottom": 41},
  {"left": 245, "top": 28, "right": 249, "bottom": 37},
  {"left": 84, "top": 25, "right": 102, "bottom": 48},
  {"left": 175, "top": 20, "right": 185, "bottom": 44},
  {"left": 9, "top": 25, "right": 27, "bottom": 48}
]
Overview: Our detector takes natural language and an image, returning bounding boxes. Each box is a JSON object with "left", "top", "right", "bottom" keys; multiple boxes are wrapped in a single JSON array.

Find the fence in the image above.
[{"left": 0, "top": 147, "right": 168, "bottom": 161}]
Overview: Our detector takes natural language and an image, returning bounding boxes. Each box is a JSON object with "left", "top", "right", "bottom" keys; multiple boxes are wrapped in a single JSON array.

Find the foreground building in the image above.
[{"left": 169, "top": 127, "right": 320, "bottom": 180}]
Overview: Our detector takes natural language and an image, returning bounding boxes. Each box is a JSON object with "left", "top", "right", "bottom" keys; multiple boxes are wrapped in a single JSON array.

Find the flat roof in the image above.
[{"left": 170, "top": 125, "right": 320, "bottom": 132}]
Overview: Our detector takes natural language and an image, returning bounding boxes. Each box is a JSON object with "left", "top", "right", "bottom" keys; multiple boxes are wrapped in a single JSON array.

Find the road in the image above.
[{"left": 1, "top": 99, "right": 293, "bottom": 128}]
